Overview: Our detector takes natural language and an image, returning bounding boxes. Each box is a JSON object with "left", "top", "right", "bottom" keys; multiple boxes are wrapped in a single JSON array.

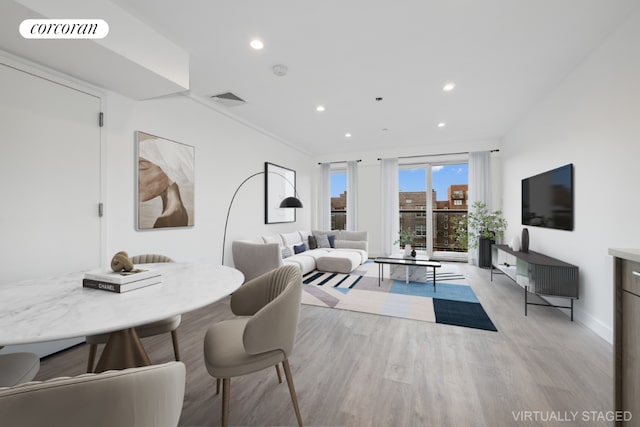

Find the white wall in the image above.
[
  {"left": 501, "top": 9, "right": 640, "bottom": 342},
  {"left": 104, "top": 93, "right": 313, "bottom": 265}
]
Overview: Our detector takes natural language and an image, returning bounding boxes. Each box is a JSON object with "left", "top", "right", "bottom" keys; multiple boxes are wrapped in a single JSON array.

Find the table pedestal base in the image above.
[{"left": 94, "top": 328, "right": 151, "bottom": 373}]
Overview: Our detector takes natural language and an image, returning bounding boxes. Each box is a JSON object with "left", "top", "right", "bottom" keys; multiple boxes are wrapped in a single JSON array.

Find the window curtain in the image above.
[
  {"left": 346, "top": 161, "right": 358, "bottom": 231},
  {"left": 380, "top": 158, "right": 399, "bottom": 256},
  {"left": 318, "top": 163, "right": 331, "bottom": 230},
  {"left": 468, "top": 151, "right": 492, "bottom": 266}
]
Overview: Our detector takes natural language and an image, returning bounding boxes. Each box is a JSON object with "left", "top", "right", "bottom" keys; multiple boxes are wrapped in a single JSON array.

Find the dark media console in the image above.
[{"left": 491, "top": 244, "right": 579, "bottom": 320}]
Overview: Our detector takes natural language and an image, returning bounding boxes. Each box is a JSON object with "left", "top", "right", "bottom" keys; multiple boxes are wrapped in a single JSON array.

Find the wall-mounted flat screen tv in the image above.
[{"left": 522, "top": 163, "right": 574, "bottom": 231}]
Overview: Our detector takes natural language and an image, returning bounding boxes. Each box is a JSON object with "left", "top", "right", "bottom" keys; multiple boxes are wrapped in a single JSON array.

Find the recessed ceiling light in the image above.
[
  {"left": 250, "top": 39, "right": 264, "bottom": 50},
  {"left": 345, "top": 133, "right": 352, "bottom": 138},
  {"left": 443, "top": 82, "right": 456, "bottom": 92},
  {"left": 316, "top": 105, "right": 325, "bottom": 112},
  {"left": 437, "top": 122, "right": 446, "bottom": 128}
]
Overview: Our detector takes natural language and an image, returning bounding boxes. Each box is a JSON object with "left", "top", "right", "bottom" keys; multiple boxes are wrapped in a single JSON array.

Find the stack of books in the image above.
[{"left": 83, "top": 268, "right": 162, "bottom": 293}]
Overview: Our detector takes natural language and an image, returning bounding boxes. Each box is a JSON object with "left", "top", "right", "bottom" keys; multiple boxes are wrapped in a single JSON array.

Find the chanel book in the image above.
[
  {"left": 82, "top": 276, "right": 162, "bottom": 293},
  {"left": 83, "top": 268, "right": 160, "bottom": 284}
]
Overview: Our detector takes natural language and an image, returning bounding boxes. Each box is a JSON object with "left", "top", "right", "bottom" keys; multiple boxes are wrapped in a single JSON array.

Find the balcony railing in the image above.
[
  {"left": 399, "top": 209, "right": 467, "bottom": 253},
  {"left": 331, "top": 210, "right": 346, "bottom": 231},
  {"left": 332, "top": 209, "right": 468, "bottom": 253}
]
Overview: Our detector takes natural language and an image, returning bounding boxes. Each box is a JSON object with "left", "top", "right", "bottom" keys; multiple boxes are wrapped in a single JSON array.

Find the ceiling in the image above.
[{"left": 4, "top": 1, "right": 639, "bottom": 157}]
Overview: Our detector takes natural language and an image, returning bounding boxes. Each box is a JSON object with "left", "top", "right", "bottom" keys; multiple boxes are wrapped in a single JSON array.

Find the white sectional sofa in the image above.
[{"left": 232, "top": 230, "right": 368, "bottom": 281}]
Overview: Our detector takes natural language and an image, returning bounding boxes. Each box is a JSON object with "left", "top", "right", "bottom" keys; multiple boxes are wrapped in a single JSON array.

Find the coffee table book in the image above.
[
  {"left": 84, "top": 268, "right": 160, "bottom": 284},
  {"left": 83, "top": 276, "right": 162, "bottom": 293}
]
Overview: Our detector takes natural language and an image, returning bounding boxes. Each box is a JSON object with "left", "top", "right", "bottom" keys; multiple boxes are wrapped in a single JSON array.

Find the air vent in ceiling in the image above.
[{"left": 210, "top": 92, "right": 246, "bottom": 107}]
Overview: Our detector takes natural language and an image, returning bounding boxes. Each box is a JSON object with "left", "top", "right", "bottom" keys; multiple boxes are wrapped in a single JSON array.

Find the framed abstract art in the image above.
[
  {"left": 136, "top": 131, "right": 195, "bottom": 229},
  {"left": 264, "top": 162, "right": 296, "bottom": 224}
]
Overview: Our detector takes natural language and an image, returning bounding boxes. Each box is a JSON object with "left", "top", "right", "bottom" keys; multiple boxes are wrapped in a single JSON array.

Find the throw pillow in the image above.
[
  {"left": 294, "top": 243, "right": 306, "bottom": 254},
  {"left": 281, "top": 247, "right": 292, "bottom": 259},
  {"left": 328, "top": 235, "right": 335, "bottom": 248},
  {"left": 316, "top": 234, "right": 331, "bottom": 248},
  {"left": 308, "top": 235, "right": 317, "bottom": 250}
]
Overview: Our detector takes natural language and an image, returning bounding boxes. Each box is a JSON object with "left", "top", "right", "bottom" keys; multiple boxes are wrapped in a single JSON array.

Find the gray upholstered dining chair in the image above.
[
  {"left": 203, "top": 264, "right": 303, "bottom": 427},
  {"left": 0, "top": 361, "right": 185, "bottom": 427},
  {"left": 0, "top": 347, "right": 40, "bottom": 387},
  {"left": 231, "top": 240, "right": 283, "bottom": 282},
  {"left": 85, "top": 254, "right": 181, "bottom": 372}
]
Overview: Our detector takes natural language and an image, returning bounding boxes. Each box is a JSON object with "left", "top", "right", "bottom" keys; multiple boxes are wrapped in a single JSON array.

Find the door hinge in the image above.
[
  {"left": 98, "top": 202, "right": 104, "bottom": 217},
  {"left": 99, "top": 112, "right": 104, "bottom": 127}
]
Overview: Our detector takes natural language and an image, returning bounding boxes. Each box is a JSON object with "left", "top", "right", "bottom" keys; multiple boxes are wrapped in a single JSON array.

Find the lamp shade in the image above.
[{"left": 279, "top": 196, "right": 303, "bottom": 208}]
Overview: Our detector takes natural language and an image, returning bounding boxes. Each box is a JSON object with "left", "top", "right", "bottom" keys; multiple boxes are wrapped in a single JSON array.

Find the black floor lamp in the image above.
[{"left": 221, "top": 171, "right": 303, "bottom": 265}]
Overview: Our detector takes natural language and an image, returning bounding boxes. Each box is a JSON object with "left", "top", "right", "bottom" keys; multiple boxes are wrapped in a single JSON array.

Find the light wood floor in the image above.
[{"left": 36, "top": 263, "right": 613, "bottom": 426}]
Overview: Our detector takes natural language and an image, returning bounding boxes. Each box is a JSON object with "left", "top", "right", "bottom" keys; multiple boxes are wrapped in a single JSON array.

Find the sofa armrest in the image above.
[{"left": 232, "top": 241, "right": 283, "bottom": 283}]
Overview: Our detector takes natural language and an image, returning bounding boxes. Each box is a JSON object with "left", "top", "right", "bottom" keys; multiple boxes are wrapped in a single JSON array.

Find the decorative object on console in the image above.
[
  {"left": 509, "top": 235, "right": 521, "bottom": 252},
  {"left": 521, "top": 228, "right": 529, "bottom": 253},
  {"left": 136, "top": 131, "right": 194, "bottom": 230},
  {"left": 221, "top": 164, "right": 303, "bottom": 264},
  {"left": 265, "top": 162, "right": 298, "bottom": 224}
]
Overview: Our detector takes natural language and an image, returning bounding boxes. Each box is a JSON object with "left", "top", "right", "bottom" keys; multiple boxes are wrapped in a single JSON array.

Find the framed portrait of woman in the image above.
[{"left": 136, "top": 131, "right": 195, "bottom": 229}]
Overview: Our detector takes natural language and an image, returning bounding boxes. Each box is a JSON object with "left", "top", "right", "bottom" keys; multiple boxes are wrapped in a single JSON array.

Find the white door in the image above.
[{"left": 0, "top": 62, "right": 102, "bottom": 356}]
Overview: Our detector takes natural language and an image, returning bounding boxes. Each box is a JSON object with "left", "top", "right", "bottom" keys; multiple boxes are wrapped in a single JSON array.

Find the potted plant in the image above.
[
  {"left": 464, "top": 201, "right": 508, "bottom": 268},
  {"left": 394, "top": 229, "right": 417, "bottom": 257}
]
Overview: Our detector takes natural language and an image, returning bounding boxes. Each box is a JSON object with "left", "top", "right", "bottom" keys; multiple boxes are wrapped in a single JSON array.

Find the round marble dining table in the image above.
[{"left": 0, "top": 263, "right": 244, "bottom": 347}]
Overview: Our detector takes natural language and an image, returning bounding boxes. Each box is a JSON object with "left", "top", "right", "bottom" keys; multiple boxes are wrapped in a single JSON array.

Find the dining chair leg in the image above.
[
  {"left": 282, "top": 359, "right": 303, "bottom": 427},
  {"left": 221, "top": 378, "right": 230, "bottom": 427},
  {"left": 170, "top": 330, "right": 180, "bottom": 361},
  {"left": 275, "top": 363, "right": 282, "bottom": 383},
  {"left": 86, "top": 344, "right": 97, "bottom": 373},
  {"left": 216, "top": 378, "right": 221, "bottom": 395}
]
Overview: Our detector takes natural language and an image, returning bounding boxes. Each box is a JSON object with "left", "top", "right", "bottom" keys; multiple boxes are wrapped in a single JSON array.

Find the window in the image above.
[
  {"left": 400, "top": 163, "right": 468, "bottom": 257},
  {"left": 330, "top": 171, "right": 346, "bottom": 230}
]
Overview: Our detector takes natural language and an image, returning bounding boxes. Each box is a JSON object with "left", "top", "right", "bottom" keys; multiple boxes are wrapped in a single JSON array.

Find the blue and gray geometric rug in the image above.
[{"left": 301, "top": 262, "right": 497, "bottom": 332}]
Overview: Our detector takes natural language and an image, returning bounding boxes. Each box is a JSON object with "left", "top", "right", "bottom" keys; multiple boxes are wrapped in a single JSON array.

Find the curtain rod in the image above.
[
  {"left": 317, "top": 159, "right": 362, "bottom": 165},
  {"left": 377, "top": 149, "right": 499, "bottom": 161}
]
